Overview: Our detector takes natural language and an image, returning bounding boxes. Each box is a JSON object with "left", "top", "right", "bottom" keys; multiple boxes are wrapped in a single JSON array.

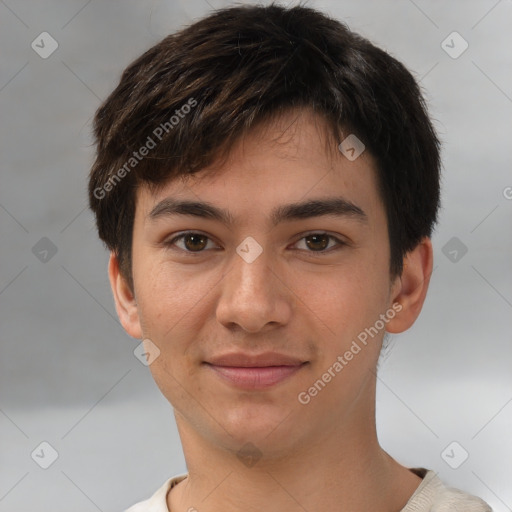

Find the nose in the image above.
[{"left": 215, "top": 243, "right": 293, "bottom": 334}]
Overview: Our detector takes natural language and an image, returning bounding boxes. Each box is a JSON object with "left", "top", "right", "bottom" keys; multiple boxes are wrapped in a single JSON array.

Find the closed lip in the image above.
[{"left": 204, "top": 352, "right": 307, "bottom": 368}]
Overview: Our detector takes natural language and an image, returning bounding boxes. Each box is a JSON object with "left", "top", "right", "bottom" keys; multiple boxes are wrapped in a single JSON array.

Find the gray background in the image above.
[{"left": 1, "top": 0, "right": 511, "bottom": 510}]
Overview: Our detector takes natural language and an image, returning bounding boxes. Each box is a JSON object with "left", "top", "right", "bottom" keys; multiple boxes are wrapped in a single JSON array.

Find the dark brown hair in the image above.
[{"left": 88, "top": 2, "right": 441, "bottom": 292}]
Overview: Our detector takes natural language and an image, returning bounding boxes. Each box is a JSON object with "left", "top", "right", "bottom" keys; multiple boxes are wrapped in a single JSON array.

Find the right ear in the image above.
[{"left": 108, "top": 252, "right": 143, "bottom": 339}]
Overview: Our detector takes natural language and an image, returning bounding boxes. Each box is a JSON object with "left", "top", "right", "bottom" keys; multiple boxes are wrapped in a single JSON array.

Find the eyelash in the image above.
[{"left": 163, "top": 231, "right": 346, "bottom": 256}]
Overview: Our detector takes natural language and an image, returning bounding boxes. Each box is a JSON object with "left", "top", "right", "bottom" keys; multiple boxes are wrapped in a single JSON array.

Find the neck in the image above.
[{"left": 168, "top": 376, "right": 421, "bottom": 512}]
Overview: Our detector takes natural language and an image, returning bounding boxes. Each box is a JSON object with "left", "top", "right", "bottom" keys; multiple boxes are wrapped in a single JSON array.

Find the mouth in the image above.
[{"left": 203, "top": 362, "right": 308, "bottom": 390}]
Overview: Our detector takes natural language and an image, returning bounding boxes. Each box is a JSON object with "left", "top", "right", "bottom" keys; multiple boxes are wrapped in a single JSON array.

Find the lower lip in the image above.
[{"left": 205, "top": 363, "right": 306, "bottom": 390}]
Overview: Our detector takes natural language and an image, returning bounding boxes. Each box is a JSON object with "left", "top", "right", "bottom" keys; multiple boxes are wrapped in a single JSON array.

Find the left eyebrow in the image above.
[{"left": 147, "top": 197, "right": 368, "bottom": 227}]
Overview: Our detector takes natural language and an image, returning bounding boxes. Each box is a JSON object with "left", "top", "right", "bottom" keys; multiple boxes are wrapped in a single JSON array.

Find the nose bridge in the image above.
[
  {"left": 230, "top": 239, "right": 274, "bottom": 302},
  {"left": 215, "top": 238, "right": 290, "bottom": 332}
]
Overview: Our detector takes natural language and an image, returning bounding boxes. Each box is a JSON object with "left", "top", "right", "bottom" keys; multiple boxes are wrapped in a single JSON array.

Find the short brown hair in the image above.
[{"left": 88, "top": 3, "right": 441, "bottom": 292}]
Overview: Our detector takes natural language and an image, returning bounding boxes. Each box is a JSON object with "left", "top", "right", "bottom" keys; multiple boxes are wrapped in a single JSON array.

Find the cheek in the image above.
[
  {"left": 135, "top": 262, "right": 212, "bottom": 401},
  {"left": 292, "top": 260, "right": 387, "bottom": 341},
  {"left": 134, "top": 262, "right": 176, "bottom": 333},
  {"left": 133, "top": 258, "right": 221, "bottom": 352}
]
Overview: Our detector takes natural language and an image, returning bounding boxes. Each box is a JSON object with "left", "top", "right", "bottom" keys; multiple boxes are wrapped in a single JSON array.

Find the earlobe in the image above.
[
  {"left": 108, "top": 252, "right": 143, "bottom": 339},
  {"left": 386, "top": 237, "right": 434, "bottom": 334}
]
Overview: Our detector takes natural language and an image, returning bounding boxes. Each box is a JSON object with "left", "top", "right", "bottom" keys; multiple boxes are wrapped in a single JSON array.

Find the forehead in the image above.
[{"left": 135, "top": 108, "right": 383, "bottom": 226}]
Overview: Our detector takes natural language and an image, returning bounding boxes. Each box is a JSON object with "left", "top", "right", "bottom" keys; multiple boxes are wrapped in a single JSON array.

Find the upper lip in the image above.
[{"left": 205, "top": 352, "right": 306, "bottom": 367}]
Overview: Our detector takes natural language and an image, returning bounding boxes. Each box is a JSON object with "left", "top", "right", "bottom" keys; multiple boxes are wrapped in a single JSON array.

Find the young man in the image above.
[{"left": 88, "top": 4, "right": 492, "bottom": 511}]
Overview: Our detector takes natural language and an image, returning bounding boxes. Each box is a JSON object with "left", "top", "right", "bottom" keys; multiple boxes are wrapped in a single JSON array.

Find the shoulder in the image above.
[
  {"left": 402, "top": 469, "right": 492, "bottom": 512},
  {"left": 431, "top": 486, "right": 492, "bottom": 512},
  {"left": 123, "top": 473, "right": 188, "bottom": 512}
]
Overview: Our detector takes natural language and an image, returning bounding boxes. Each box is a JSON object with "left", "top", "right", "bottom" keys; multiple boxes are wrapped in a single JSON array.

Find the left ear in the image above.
[{"left": 386, "top": 237, "right": 434, "bottom": 334}]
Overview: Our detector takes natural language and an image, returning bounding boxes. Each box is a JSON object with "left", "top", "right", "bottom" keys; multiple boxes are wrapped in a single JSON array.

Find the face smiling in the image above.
[{"left": 110, "top": 107, "right": 415, "bottom": 457}]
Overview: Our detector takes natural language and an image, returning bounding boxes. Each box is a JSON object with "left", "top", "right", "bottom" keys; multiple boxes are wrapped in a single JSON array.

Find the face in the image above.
[{"left": 117, "top": 108, "right": 404, "bottom": 454}]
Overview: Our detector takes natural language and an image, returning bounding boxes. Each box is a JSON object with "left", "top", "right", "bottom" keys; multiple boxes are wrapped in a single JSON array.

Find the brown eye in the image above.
[
  {"left": 182, "top": 233, "right": 208, "bottom": 251},
  {"left": 305, "top": 233, "right": 330, "bottom": 251},
  {"left": 164, "top": 232, "right": 217, "bottom": 253},
  {"left": 293, "top": 233, "right": 345, "bottom": 254}
]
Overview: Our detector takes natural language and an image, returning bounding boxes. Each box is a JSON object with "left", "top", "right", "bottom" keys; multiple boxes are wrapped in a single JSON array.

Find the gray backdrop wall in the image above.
[{"left": 1, "top": 0, "right": 511, "bottom": 511}]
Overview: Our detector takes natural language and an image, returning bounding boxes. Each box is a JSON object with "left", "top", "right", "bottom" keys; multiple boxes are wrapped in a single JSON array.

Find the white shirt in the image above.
[{"left": 124, "top": 468, "right": 492, "bottom": 512}]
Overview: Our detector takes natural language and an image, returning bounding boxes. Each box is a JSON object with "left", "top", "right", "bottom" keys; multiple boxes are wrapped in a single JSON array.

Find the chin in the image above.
[{"left": 214, "top": 402, "right": 299, "bottom": 446}]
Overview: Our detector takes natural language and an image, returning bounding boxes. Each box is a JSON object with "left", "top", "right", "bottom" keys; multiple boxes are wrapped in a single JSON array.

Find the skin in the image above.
[{"left": 109, "top": 108, "right": 433, "bottom": 512}]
